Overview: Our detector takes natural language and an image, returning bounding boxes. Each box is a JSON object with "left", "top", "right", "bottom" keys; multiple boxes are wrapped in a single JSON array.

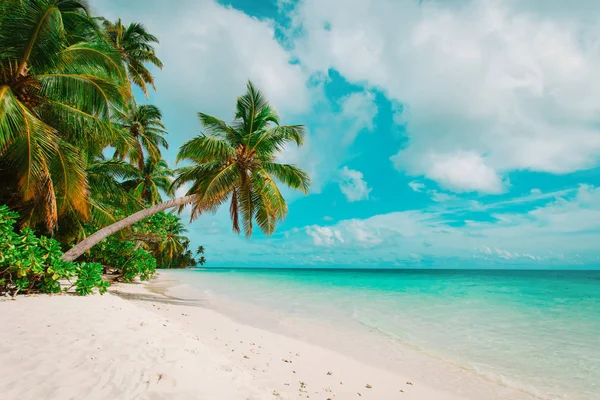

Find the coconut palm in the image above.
[
  {"left": 56, "top": 157, "right": 141, "bottom": 243},
  {"left": 198, "top": 256, "right": 206, "bottom": 266},
  {"left": 101, "top": 18, "right": 163, "bottom": 97},
  {"left": 114, "top": 103, "right": 168, "bottom": 170},
  {"left": 196, "top": 245, "right": 205, "bottom": 255},
  {"left": 0, "top": 0, "right": 129, "bottom": 232},
  {"left": 155, "top": 219, "right": 189, "bottom": 265},
  {"left": 122, "top": 158, "right": 174, "bottom": 205},
  {"left": 62, "top": 81, "right": 311, "bottom": 261}
]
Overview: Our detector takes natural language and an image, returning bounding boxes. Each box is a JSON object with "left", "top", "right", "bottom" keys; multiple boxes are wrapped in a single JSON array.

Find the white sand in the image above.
[{"left": 0, "top": 273, "right": 529, "bottom": 400}]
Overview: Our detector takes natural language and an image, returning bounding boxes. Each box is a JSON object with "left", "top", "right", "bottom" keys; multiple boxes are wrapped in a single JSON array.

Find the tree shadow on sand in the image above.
[{"left": 110, "top": 290, "right": 205, "bottom": 307}]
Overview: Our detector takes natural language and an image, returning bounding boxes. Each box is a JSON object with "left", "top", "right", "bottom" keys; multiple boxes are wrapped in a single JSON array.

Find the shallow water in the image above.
[{"left": 171, "top": 268, "right": 600, "bottom": 400}]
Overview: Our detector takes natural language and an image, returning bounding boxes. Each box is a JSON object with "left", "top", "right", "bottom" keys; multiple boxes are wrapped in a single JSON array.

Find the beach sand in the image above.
[{"left": 0, "top": 273, "right": 507, "bottom": 400}]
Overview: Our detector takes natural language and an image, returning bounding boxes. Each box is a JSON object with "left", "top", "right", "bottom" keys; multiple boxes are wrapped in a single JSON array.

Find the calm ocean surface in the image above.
[{"left": 173, "top": 268, "right": 600, "bottom": 400}]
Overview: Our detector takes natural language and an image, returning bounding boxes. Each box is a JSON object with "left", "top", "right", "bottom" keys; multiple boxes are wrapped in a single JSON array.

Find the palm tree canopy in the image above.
[
  {"left": 0, "top": 0, "right": 129, "bottom": 232},
  {"left": 173, "top": 80, "right": 311, "bottom": 237},
  {"left": 114, "top": 103, "right": 168, "bottom": 170},
  {"left": 122, "top": 158, "right": 174, "bottom": 206},
  {"left": 101, "top": 18, "right": 163, "bottom": 97}
]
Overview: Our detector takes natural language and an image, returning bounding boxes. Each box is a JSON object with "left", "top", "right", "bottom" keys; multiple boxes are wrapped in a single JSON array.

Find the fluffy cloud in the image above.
[
  {"left": 306, "top": 225, "right": 344, "bottom": 246},
  {"left": 338, "top": 166, "right": 372, "bottom": 202},
  {"left": 287, "top": 0, "right": 600, "bottom": 193},
  {"left": 93, "top": 0, "right": 310, "bottom": 121}
]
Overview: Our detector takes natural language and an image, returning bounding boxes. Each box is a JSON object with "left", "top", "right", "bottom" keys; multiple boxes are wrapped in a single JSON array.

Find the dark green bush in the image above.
[{"left": 0, "top": 205, "right": 109, "bottom": 296}]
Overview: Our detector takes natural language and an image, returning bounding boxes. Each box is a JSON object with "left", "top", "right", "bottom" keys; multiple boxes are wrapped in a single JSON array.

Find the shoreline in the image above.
[
  {"left": 1, "top": 271, "right": 539, "bottom": 400},
  {"left": 153, "top": 270, "right": 545, "bottom": 400}
]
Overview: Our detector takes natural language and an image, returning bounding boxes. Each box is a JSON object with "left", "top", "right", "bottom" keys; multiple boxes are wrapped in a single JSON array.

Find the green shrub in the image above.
[
  {"left": 75, "top": 262, "right": 109, "bottom": 295},
  {"left": 87, "top": 235, "right": 156, "bottom": 282},
  {"left": 0, "top": 205, "right": 109, "bottom": 296}
]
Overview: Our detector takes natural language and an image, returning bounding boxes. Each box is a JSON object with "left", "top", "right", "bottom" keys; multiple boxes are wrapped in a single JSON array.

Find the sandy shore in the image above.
[{"left": 0, "top": 273, "right": 506, "bottom": 400}]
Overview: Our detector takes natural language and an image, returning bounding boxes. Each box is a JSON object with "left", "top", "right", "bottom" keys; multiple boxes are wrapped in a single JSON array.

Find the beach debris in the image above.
[
  {"left": 327, "top": 371, "right": 333, "bottom": 375},
  {"left": 293, "top": 370, "right": 296, "bottom": 374},
  {"left": 282, "top": 359, "right": 292, "bottom": 363},
  {"left": 365, "top": 384, "right": 372, "bottom": 389},
  {"left": 243, "top": 355, "right": 250, "bottom": 359},
  {"left": 406, "top": 381, "right": 413, "bottom": 385},
  {"left": 157, "top": 373, "right": 163, "bottom": 382},
  {"left": 340, "top": 381, "right": 343, "bottom": 385},
  {"left": 272, "top": 390, "right": 280, "bottom": 396},
  {"left": 400, "top": 389, "right": 405, "bottom": 393},
  {"left": 357, "top": 392, "right": 362, "bottom": 396},
  {"left": 325, "top": 387, "right": 332, "bottom": 392}
]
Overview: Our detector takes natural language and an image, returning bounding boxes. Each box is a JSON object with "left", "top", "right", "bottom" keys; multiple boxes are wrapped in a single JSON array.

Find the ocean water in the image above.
[{"left": 171, "top": 268, "right": 600, "bottom": 400}]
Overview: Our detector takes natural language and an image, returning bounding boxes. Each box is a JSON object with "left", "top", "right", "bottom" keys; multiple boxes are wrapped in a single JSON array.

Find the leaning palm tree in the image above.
[
  {"left": 114, "top": 103, "right": 168, "bottom": 170},
  {"left": 122, "top": 158, "right": 174, "bottom": 205},
  {"left": 101, "top": 18, "right": 163, "bottom": 97},
  {"left": 62, "top": 81, "right": 310, "bottom": 261},
  {"left": 0, "top": 0, "right": 129, "bottom": 232},
  {"left": 196, "top": 245, "right": 205, "bottom": 255}
]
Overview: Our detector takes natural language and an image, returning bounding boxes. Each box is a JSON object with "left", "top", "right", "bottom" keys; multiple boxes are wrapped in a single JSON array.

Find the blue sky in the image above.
[{"left": 94, "top": 0, "right": 600, "bottom": 269}]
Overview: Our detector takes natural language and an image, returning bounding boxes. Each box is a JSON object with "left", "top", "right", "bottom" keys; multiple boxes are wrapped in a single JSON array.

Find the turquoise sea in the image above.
[{"left": 172, "top": 268, "right": 600, "bottom": 400}]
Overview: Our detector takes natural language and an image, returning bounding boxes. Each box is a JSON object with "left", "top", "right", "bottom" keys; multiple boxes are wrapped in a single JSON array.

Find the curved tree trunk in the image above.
[{"left": 61, "top": 195, "right": 198, "bottom": 262}]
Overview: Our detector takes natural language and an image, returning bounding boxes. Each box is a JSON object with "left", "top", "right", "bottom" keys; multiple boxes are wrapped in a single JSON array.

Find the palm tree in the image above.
[
  {"left": 155, "top": 219, "right": 189, "bottom": 266},
  {"left": 61, "top": 81, "right": 310, "bottom": 261},
  {"left": 0, "top": 0, "right": 129, "bottom": 232},
  {"left": 198, "top": 256, "right": 206, "bottom": 266},
  {"left": 101, "top": 18, "right": 163, "bottom": 97},
  {"left": 122, "top": 158, "right": 174, "bottom": 205},
  {"left": 114, "top": 103, "right": 168, "bottom": 170},
  {"left": 57, "top": 156, "right": 142, "bottom": 243},
  {"left": 196, "top": 245, "right": 205, "bottom": 255}
]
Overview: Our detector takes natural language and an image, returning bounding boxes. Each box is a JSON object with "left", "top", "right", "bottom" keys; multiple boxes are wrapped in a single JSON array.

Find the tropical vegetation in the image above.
[{"left": 0, "top": 0, "right": 310, "bottom": 296}]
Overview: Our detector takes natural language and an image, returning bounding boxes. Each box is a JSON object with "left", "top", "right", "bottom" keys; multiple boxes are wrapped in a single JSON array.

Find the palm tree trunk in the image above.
[{"left": 61, "top": 195, "right": 198, "bottom": 262}]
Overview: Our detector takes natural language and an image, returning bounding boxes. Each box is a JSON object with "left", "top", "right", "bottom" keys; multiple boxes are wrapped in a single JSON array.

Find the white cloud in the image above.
[
  {"left": 306, "top": 225, "right": 344, "bottom": 246},
  {"left": 401, "top": 151, "right": 505, "bottom": 193},
  {"left": 408, "top": 181, "right": 426, "bottom": 192},
  {"left": 94, "top": 0, "right": 310, "bottom": 120},
  {"left": 338, "top": 166, "right": 372, "bottom": 202},
  {"left": 298, "top": 185, "right": 600, "bottom": 265},
  {"left": 338, "top": 91, "right": 378, "bottom": 143},
  {"left": 429, "top": 190, "right": 457, "bottom": 203},
  {"left": 287, "top": 0, "right": 600, "bottom": 193}
]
